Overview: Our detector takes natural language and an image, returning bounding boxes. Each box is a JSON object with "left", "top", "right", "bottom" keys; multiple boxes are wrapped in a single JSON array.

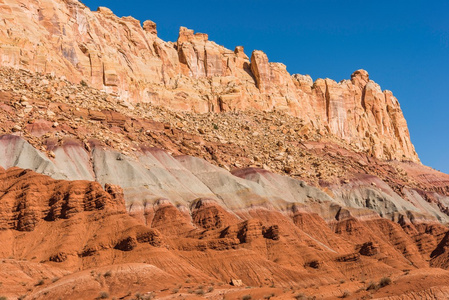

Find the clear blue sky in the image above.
[{"left": 81, "top": 0, "right": 449, "bottom": 173}]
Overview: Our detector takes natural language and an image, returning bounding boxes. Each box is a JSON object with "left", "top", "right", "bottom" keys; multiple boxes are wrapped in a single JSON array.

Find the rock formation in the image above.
[
  {"left": 0, "top": 167, "right": 125, "bottom": 231},
  {"left": 0, "top": 0, "right": 417, "bottom": 162},
  {"left": 1, "top": 0, "right": 449, "bottom": 299}
]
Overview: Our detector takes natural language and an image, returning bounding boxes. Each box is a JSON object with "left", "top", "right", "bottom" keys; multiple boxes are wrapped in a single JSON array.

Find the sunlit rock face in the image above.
[{"left": 0, "top": 0, "right": 418, "bottom": 162}]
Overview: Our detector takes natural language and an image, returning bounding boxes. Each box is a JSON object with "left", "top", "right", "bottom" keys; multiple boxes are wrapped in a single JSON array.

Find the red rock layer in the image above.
[
  {"left": 0, "top": 167, "right": 125, "bottom": 231},
  {"left": 1, "top": 167, "right": 449, "bottom": 299}
]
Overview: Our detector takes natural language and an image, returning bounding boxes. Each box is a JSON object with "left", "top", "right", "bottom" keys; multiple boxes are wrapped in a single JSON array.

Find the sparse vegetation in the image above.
[
  {"left": 80, "top": 80, "right": 88, "bottom": 87},
  {"left": 294, "top": 293, "right": 315, "bottom": 300},
  {"left": 172, "top": 288, "right": 179, "bottom": 294},
  {"left": 242, "top": 295, "right": 252, "bottom": 300},
  {"left": 207, "top": 286, "right": 214, "bottom": 293},
  {"left": 341, "top": 290, "right": 351, "bottom": 298},
  {"left": 51, "top": 277, "right": 60, "bottom": 283},
  {"left": 35, "top": 279, "right": 45, "bottom": 286},
  {"left": 134, "top": 293, "right": 155, "bottom": 300},
  {"left": 264, "top": 293, "right": 275, "bottom": 299},
  {"left": 195, "top": 289, "right": 205, "bottom": 296},
  {"left": 99, "top": 291, "right": 109, "bottom": 299},
  {"left": 0, "top": 296, "right": 7, "bottom": 300},
  {"left": 379, "top": 277, "right": 392, "bottom": 287},
  {"left": 103, "top": 271, "right": 112, "bottom": 278},
  {"left": 366, "top": 281, "right": 377, "bottom": 291}
]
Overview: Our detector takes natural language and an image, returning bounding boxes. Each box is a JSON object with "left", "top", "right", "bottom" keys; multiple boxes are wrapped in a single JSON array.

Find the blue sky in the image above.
[{"left": 81, "top": 0, "right": 449, "bottom": 173}]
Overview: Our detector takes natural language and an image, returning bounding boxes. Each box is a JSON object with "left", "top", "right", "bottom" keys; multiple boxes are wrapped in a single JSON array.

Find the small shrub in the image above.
[
  {"left": 242, "top": 295, "right": 252, "bottom": 300},
  {"left": 341, "top": 290, "right": 351, "bottom": 298},
  {"left": 207, "top": 286, "right": 214, "bottom": 293},
  {"left": 0, "top": 296, "right": 7, "bottom": 300},
  {"left": 134, "top": 293, "right": 154, "bottom": 300},
  {"left": 213, "top": 123, "right": 219, "bottom": 130},
  {"left": 35, "top": 279, "right": 45, "bottom": 286},
  {"left": 366, "top": 281, "right": 377, "bottom": 291},
  {"left": 80, "top": 80, "right": 88, "bottom": 87},
  {"left": 264, "top": 293, "right": 275, "bottom": 299},
  {"left": 51, "top": 277, "right": 60, "bottom": 283},
  {"left": 99, "top": 291, "right": 109, "bottom": 299},
  {"left": 103, "top": 271, "right": 112, "bottom": 278},
  {"left": 294, "top": 294, "right": 307, "bottom": 300},
  {"left": 379, "top": 277, "right": 392, "bottom": 287},
  {"left": 195, "top": 289, "right": 205, "bottom": 296}
]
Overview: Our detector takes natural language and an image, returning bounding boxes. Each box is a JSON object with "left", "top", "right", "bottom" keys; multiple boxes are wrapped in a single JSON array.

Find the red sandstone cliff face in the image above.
[
  {"left": 2, "top": 166, "right": 449, "bottom": 299},
  {"left": 0, "top": 0, "right": 418, "bottom": 162},
  {"left": 0, "top": 167, "right": 125, "bottom": 231}
]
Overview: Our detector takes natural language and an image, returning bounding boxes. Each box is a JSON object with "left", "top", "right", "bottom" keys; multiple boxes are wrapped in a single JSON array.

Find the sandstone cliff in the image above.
[
  {"left": 0, "top": 0, "right": 418, "bottom": 162},
  {"left": 2, "top": 165, "right": 449, "bottom": 300},
  {"left": 3, "top": 1, "right": 449, "bottom": 298}
]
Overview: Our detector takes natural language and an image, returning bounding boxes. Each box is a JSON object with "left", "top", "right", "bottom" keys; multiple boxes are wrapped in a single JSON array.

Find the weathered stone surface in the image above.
[
  {"left": 0, "top": 0, "right": 418, "bottom": 162},
  {"left": 0, "top": 167, "right": 125, "bottom": 231}
]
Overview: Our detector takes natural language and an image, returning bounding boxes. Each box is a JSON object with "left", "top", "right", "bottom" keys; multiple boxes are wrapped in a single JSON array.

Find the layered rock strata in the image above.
[{"left": 0, "top": 0, "right": 417, "bottom": 162}]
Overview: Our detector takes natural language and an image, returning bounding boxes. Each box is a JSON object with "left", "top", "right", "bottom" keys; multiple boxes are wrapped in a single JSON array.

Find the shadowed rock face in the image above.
[{"left": 0, "top": 0, "right": 417, "bottom": 162}]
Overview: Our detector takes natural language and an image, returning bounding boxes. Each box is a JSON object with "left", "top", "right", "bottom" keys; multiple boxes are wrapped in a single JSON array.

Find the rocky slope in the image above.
[
  {"left": 0, "top": 0, "right": 449, "bottom": 299},
  {"left": 0, "top": 66, "right": 448, "bottom": 299},
  {"left": 0, "top": 0, "right": 417, "bottom": 162},
  {"left": 1, "top": 165, "right": 449, "bottom": 300}
]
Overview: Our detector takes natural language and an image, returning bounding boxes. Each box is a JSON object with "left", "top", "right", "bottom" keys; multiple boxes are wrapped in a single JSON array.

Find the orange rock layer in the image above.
[
  {"left": 0, "top": 0, "right": 418, "bottom": 162},
  {"left": 1, "top": 167, "right": 449, "bottom": 299}
]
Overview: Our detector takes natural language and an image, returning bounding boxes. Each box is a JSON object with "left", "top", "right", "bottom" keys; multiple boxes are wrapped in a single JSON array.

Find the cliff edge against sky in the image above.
[{"left": 0, "top": 0, "right": 417, "bottom": 162}]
